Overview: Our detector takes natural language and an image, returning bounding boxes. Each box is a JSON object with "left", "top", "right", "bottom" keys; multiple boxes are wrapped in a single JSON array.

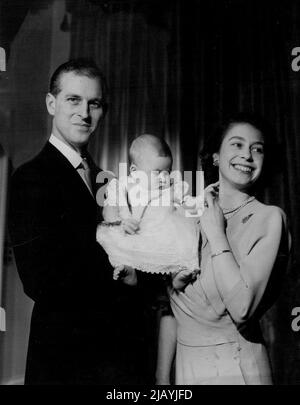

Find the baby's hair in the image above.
[{"left": 129, "top": 134, "right": 173, "bottom": 166}]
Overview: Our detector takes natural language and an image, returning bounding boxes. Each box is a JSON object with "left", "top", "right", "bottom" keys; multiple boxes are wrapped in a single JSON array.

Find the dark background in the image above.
[{"left": 0, "top": 0, "right": 300, "bottom": 384}]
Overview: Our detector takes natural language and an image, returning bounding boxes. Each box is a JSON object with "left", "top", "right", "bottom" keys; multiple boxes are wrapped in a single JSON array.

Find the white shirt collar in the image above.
[{"left": 49, "top": 134, "right": 82, "bottom": 169}]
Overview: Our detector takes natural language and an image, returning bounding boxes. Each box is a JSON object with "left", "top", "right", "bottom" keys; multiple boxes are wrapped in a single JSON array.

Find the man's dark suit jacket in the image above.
[{"left": 8, "top": 142, "right": 156, "bottom": 385}]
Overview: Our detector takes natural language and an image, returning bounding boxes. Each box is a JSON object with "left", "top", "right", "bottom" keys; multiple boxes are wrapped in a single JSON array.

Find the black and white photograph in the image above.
[{"left": 0, "top": 0, "right": 300, "bottom": 388}]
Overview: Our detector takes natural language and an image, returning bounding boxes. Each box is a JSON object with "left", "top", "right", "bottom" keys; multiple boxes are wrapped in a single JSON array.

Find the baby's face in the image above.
[{"left": 133, "top": 153, "right": 172, "bottom": 190}]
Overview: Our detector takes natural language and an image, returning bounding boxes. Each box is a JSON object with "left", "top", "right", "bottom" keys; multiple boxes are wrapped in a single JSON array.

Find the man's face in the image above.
[{"left": 46, "top": 72, "right": 104, "bottom": 152}]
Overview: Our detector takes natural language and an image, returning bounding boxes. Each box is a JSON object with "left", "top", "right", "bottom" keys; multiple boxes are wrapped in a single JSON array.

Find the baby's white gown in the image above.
[{"left": 96, "top": 178, "right": 200, "bottom": 274}]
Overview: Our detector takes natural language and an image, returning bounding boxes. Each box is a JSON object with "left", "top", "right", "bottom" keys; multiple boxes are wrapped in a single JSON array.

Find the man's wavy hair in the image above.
[{"left": 49, "top": 58, "right": 108, "bottom": 116}]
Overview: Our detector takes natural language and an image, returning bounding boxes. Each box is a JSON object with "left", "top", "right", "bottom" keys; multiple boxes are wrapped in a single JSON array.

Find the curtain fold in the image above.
[
  {"left": 70, "top": 0, "right": 181, "bottom": 176},
  {"left": 0, "top": 145, "right": 8, "bottom": 318}
]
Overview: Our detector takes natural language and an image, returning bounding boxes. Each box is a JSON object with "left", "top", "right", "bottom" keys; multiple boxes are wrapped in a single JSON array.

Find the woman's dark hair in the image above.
[{"left": 199, "top": 112, "right": 280, "bottom": 192}]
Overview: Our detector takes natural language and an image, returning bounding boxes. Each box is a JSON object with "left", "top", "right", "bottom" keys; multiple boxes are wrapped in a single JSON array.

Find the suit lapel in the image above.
[{"left": 41, "top": 142, "right": 97, "bottom": 209}]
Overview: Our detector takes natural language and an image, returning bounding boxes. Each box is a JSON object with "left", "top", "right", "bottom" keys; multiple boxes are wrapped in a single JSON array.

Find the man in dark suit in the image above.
[{"left": 8, "top": 59, "right": 153, "bottom": 385}]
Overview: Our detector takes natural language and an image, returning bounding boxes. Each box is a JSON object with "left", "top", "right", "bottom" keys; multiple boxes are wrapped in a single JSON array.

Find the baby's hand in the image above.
[
  {"left": 182, "top": 195, "right": 204, "bottom": 216},
  {"left": 172, "top": 268, "right": 200, "bottom": 291},
  {"left": 113, "top": 265, "right": 137, "bottom": 286},
  {"left": 122, "top": 218, "right": 140, "bottom": 235}
]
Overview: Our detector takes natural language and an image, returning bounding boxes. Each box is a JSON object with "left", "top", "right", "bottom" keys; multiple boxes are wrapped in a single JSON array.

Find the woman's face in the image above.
[{"left": 214, "top": 123, "right": 265, "bottom": 191}]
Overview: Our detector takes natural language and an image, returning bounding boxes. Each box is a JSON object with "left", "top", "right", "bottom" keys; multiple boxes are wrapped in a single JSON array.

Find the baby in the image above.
[{"left": 96, "top": 134, "right": 201, "bottom": 284}]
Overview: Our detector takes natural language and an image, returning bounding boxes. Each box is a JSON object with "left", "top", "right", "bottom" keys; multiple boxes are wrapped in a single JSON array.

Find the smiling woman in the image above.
[
  {"left": 200, "top": 113, "right": 276, "bottom": 192},
  {"left": 214, "top": 123, "right": 265, "bottom": 193},
  {"left": 157, "top": 112, "right": 291, "bottom": 385}
]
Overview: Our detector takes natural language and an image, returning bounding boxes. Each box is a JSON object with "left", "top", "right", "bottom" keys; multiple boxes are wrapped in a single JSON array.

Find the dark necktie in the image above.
[{"left": 77, "top": 157, "right": 93, "bottom": 195}]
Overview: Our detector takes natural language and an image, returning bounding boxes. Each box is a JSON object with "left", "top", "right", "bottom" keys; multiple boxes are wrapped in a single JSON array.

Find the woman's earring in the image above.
[{"left": 213, "top": 159, "right": 219, "bottom": 167}]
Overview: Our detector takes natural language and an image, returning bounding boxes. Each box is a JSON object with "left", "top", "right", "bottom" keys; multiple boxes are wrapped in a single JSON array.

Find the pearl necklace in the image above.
[{"left": 221, "top": 196, "right": 255, "bottom": 219}]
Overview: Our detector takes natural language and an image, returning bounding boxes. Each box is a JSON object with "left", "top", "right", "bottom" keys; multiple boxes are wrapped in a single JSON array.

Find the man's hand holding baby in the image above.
[{"left": 121, "top": 217, "right": 140, "bottom": 234}]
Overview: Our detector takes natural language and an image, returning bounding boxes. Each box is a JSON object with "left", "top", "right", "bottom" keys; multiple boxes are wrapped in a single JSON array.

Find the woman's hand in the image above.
[
  {"left": 171, "top": 268, "right": 200, "bottom": 291},
  {"left": 200, "top": 184, "right": 225, "bottom": 243}
]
